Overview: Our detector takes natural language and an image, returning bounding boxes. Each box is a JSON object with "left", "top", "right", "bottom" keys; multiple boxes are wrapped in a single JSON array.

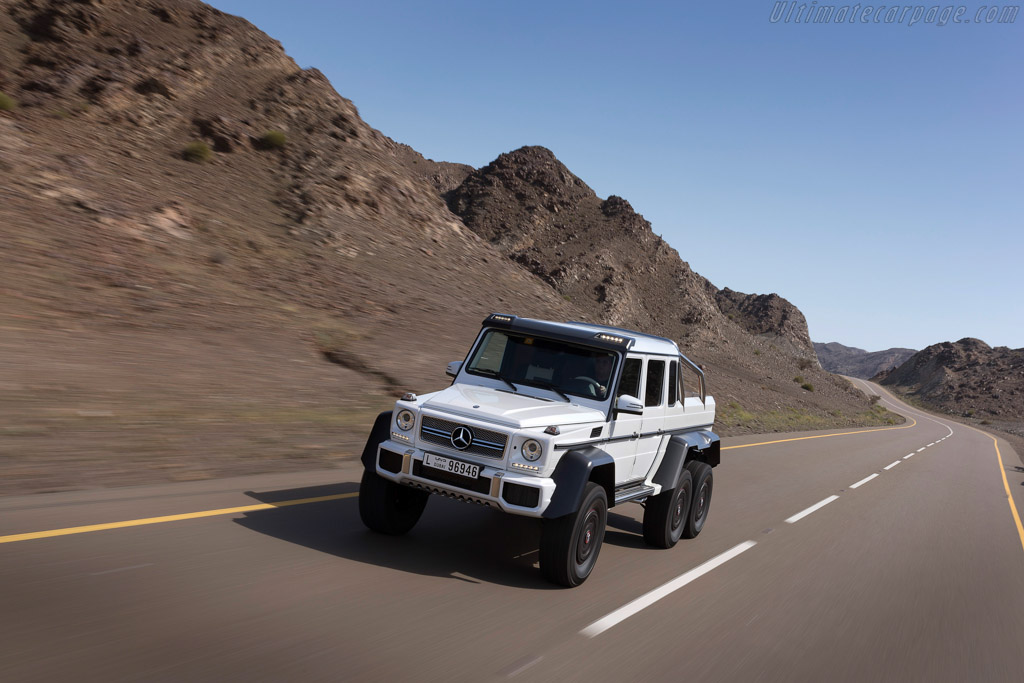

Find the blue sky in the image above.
[{"left": 211, "top": 0, "right": 1022, "bottom": 351}]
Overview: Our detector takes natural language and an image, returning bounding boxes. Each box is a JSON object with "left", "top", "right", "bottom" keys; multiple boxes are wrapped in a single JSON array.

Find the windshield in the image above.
[{"left": 466, "top": 330, "right": 618, "bottom": 400}]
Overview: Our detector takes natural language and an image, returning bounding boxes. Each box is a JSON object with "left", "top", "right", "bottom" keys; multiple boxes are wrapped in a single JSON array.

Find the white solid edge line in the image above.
[
  {"left": 581, "top": 541, "right": 758, "bottom": 638},
  {"left": 850, "top": 473, "right": 879, "bottom": 489},
  {"left": 916, "top": 447, "right": 926, "bottom": 452},
  {"left": 884, "top": 461, "right": 901, "bottom": 470},
  {"left": 785, "top": 495, "right": 840, "bottom": 524}
]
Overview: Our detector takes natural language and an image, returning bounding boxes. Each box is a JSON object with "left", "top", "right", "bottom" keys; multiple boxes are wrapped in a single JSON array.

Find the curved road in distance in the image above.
[{"left": 2, "top": 381, "right": 1023, "bottom": 681}]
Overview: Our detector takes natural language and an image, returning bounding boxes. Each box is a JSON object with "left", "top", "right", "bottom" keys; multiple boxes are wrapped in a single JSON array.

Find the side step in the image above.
[{"left": 614, "top": 483, "right": 655, "bottom": 505}]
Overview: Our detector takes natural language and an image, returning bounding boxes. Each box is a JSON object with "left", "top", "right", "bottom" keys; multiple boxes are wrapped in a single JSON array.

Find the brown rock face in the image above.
[
  {"left": 716, "top": 288, "right": 817, "bottom": 362},
  {"left": 814, "top": 342, "right": 916, "bottom": 379},
  {"left": 445, "top": 146, "right": 726, "bottom": 339},
  {"left": 879, "top": 339, "right": 1024, "bottom": 421}
]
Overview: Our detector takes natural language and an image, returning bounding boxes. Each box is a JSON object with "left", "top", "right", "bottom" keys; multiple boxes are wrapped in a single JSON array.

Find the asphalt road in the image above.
[{"left": 2, "top": 381, "right": 1023, "bottom": 682}]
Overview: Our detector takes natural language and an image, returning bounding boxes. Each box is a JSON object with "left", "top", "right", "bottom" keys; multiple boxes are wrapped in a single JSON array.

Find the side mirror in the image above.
[
  {"left": 615, "top": 395, "right": 644, "bottom": 415},
  {"left": 446, "top": 361, "right": 463, "bottom": 378}
]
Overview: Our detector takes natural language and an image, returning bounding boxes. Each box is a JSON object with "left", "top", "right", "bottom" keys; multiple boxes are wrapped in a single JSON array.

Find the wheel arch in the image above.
[
  {"left": 543, "top": 447, "right": 614, "bottom": 519},
  {"left": 360, "top": 411, "right": 394, "bottom": 471},
  {"left": 652, "top": 430, "right": 720, "bottom": 489}
]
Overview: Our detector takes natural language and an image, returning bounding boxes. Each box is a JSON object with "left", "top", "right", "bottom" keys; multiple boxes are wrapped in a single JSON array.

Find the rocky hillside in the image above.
[
  {"left": 717, "top": 289, "right": 817, "bottom": 361},
  {"left": 878, "top": 339, "right": 1024, "bottom": 425},
  {"left": 0, "top": 0, "right": 895, "bottom": 492},
  {"left": 815, "top": 342, "right": 916, "bottom": 379}
]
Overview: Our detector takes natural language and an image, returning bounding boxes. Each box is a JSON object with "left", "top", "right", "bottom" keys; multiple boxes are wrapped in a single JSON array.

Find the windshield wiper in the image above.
[
  {"left": 521, "top": 379, "right": 571, "bottom": 402},
  {"left": 472, "top": 368, "right": 519, "bottom": 393}
]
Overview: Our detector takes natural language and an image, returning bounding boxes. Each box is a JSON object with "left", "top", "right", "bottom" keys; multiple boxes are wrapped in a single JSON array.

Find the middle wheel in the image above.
[{"left": 642, "top": 468, "right": 693, "bottom": 548}]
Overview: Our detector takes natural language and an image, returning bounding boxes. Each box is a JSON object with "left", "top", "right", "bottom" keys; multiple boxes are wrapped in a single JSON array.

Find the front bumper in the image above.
[{"left": 374, "top": 440, "right": 555, "bottom": 517}]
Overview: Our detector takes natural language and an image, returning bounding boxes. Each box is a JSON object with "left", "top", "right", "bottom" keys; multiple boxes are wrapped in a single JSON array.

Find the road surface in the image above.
[{"left": 2, "top": 381, "right": 1023, "bottom": 681}]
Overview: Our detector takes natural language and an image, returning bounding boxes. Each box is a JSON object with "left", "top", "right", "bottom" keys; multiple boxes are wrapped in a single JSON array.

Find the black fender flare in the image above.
[
  {"left": 652, "top": 430, "right": 720, "bottom": 489},
  {"left": 360, "top": 411, "right": 394, "bottom": 471},
  {"left": 543, "top": 447, "right": 615, "bottom": 519}
]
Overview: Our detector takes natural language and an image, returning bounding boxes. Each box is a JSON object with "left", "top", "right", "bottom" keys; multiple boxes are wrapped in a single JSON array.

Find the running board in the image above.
[{"left": 614, "top": 484, "right": 655, "bottom": 505}]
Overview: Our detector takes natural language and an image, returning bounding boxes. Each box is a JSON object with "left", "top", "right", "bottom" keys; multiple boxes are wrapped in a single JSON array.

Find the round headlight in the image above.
[
  {"left": 396, "top": 409, "right": 415, "bottom": 431},
  {"left": 522, "top": 439, "right": 543, "bottom": 462}
]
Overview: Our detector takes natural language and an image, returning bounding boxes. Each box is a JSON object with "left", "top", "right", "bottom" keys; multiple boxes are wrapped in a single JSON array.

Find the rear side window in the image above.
[
  {"left": 668, "top": 361, "right": 678, "bottom": 405},
  {"left": 645, "top": 360, "right": 665, "bottom": 407},
  {"left": 618, "top": 358, "right": 642, "bottom": 399}
]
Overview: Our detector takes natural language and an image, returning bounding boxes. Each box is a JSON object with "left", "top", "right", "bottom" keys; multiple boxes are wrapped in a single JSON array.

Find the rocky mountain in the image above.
[
  {"left": 0, "top": 0, "right": 895, "bottom": 492},
  {"left": 815, "top": 342, "right": 916, "bottom": 379},
  {"left": 878, "top": 339, "right": 1024, "bottom": 425},
  {"left": 717, "top": 289, "right": 817, "bottom": 361}
]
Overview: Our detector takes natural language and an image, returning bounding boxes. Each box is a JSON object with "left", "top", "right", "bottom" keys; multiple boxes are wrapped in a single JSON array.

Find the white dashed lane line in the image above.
[
  {"left": 917, "top": 447, "right": 926, "bottom": 452},
  {"left": 904, "top": 453, "right": 915, "bottom": 459},
  {"left": 884, "top": 461, "right": 901, "bottom": 470},
  {"left": 850, "top": 473, "right": 879, "bottom": 489},
  {"left": 785, "top": 495, "right": 840, "bottom": 524},
  {"left": 581, "top": 541, "right": 758, "bottom": 637}
]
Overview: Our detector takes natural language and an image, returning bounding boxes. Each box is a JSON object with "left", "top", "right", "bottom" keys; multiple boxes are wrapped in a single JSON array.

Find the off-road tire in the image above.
[
  {"left": 683, "top": 461, "right": 713, "bottom": 539},
  {"left": 359, "top": 470, "right": 429, "bottom": 535},
  {"left": 642, "top": 468, "right": 693, "bottom": 548},
  {"left": 540, "top": 482, "right": 607, "bottom": 587}
]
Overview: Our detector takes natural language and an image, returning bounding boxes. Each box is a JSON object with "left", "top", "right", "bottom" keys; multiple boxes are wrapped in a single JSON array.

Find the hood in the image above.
[{"left": 422, "top": 384, "right": 606, "bottom": 429}]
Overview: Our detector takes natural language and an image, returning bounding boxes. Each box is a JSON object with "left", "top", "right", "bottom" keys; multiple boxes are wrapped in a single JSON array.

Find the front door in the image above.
[{"left": 603, "top": 356, "right": 643, "bottom": 484}]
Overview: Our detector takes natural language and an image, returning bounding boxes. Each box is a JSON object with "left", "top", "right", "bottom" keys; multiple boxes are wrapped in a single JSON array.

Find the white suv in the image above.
[{"left": 359, "top": 314, "right": 720, "bottom": 586}]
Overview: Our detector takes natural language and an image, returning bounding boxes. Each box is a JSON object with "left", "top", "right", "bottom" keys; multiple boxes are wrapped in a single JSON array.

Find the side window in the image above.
[
  {"left": 677, "top": 360, "right": 685, "bottom": 401},
  {"left": 645, "top": 360, "right": 665, "bottom": 407},
  {"left": 617, "top": 357, "right": 642, "bottom": 399},
  {"left": 668, "top": 361, "right": 678, "bottom": 405}
]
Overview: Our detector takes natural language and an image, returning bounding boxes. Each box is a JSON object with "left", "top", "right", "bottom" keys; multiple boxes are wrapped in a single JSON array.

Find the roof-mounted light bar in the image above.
[
  {"left": 486, "top": 313, "right": 515, "bottom": 324},
  {"left": 595, "top": 332, "right": 626, "bottom": 344}
]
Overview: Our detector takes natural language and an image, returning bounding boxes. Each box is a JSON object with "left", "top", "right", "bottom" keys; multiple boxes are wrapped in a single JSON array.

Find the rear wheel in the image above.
[
  {"left": 642, "top": 468, "right": 693, "bottom": 548},
  {"left": 540, "top": 482, "right": 607, "bottom": 587},
  {"left": 683, "top": 461, "right": 713, "bottom": 539},
  {"left": 359, "top": 470, "right": 429, "bottom": 535}
]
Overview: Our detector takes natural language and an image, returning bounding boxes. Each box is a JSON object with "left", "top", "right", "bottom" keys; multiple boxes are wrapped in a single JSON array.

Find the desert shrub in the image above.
[
  {"left": 793, "top": 375, "right": 804, "bottom": 384},
  {"left": 183, "top": 141, "right": 212, "bottom": 163},
  {"left": 797, "top": 358, "right": 814, "bottom": 370},
  {"left": 980, "top": 419, "right": 991, "bottom": 425},
  {"left": 0, "top": 92, "right": 17, "bottom": 111},
  {"left": 259, "top": 130, "right": 287, "bottom": 150},
  {"left": 801, "top": 382, "right": 815, "bottom": 392},
  {"left": 869, "top": 394, "right": 881, "bottom": 405},
  {"left": 753, "top": 349, "right": 761, "bottom": 356}
]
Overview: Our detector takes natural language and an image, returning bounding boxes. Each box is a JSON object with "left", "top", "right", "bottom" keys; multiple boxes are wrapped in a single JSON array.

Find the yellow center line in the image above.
[
  {"left": 965, "top": 427, "right": 1024, "bottom": 556},
  {"left": 0, "top": 493, "right": 358, "bottom": 545},
  {"left": 1, "top": 410, "right": 922, "bottom": 545},
  {"left": 722, "top": 417, "right": 917, "bottom": 450}
]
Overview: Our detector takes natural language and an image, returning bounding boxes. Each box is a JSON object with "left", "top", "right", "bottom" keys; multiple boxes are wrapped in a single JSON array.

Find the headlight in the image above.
[
  {"left": 522, "top": 439, "right": 543, "bottom": 461},
  {"left": 396, "top": 409, "right": 415, "bottom": 431}
]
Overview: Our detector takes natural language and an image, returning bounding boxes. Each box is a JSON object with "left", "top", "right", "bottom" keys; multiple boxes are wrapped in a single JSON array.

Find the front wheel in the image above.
[
  {"left": 540, "top": 482, "right": 608, "bottom": 587},
  {"left": 359, "top": 470, "right": 429, "bottom": 535}
]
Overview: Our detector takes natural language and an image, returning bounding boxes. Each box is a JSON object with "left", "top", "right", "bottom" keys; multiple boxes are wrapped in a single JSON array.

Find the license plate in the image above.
[{"left": 423, "top": 453, "right": 480, "bottom": 479}]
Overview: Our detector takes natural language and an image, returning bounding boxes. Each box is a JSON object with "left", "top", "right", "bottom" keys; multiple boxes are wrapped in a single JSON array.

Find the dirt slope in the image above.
[{"left": 0, "top": 0, "right": 895, "bottom": 493}]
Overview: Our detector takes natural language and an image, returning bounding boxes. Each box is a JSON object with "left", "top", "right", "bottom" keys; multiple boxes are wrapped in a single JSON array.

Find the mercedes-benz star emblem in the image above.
[{"left": 450, "top": 426, "right": 473, "bottom": 450}]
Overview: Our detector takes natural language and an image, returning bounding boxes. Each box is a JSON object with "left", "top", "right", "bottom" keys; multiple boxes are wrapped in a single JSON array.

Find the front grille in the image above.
[
  {"left": 413, "top": 460, "right": 491, "bottom": 495},
  {"left": 419, "top": 416, "right": 508, "bottom": 458}
]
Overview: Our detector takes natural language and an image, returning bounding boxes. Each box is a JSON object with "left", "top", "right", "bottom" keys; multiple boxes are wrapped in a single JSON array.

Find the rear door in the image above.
[{"left": 632, "top": 357, "right": 668, "bottom": 480}]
